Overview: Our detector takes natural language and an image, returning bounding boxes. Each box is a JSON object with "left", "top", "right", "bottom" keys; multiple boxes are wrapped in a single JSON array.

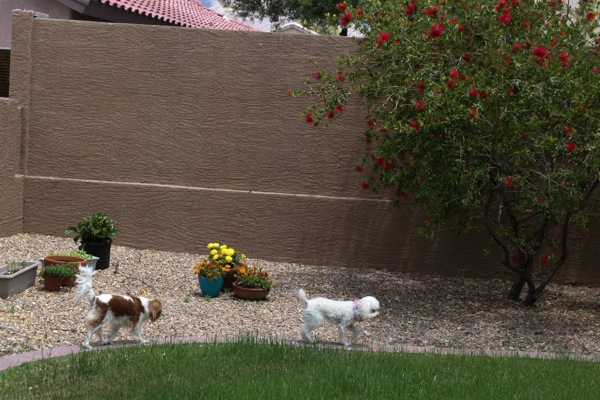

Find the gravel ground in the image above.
[{"left": 1, "top": 234, "right": 600, "bottom": 358}]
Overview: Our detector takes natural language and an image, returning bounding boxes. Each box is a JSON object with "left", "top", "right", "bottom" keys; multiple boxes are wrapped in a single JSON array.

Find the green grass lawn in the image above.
[{"left": 1, "top": 340, "right": 598, "bottom": 399}]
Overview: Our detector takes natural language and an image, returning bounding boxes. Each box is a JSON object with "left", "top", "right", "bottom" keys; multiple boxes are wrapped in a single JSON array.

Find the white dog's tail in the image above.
[
  {"left": 298, "top": 288, "right": 309, "bottom": 304},
  {"left": 76, "top": 265, "right": 97, "bottom": 304}
]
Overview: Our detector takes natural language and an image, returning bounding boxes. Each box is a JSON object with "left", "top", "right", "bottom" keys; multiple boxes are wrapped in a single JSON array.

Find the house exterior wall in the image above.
[
  {"left": 0, "top": 0, "right": 72, "bottom": 48},
  {"left": 2, "top": 10, "right": 599, "bottom": 286}
]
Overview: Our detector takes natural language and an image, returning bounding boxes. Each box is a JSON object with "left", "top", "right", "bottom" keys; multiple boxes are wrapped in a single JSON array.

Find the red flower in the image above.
[
  {"left": 522, "top": 21, "right": 531, "bottom": 28},
  {"left": 376, "top": 32, "right": 391, "bottom": 49},
  {"left": 376, "top": 157, "right": 385, "bottom": 166},
  {"left": 340, "top": 12, "right": 353, "bottom": 26},
  {"left": 498, "top": 12, "right": 511, "bottom": 25},
  {"left": 336, "top": 2, "right": 347, "bottom": 11},
  {"left": 335, "top": 105, "right": 344, "bottom": 113},
  {"left": 406, "top": 3, "right": 416, "bottom": 15},
  {"left": 513, "top": 43, "right": 522, "bottom": 51},
  {"left": 506, "top": 89, "right": 515, "bottom": 96},
  {"left": 415, "top": 100, "right": 425, "bottom": 111},
  {"left": 587, "top": 12, "right": 596, "bottom": 20},
  {"left": 469, "top": 108, "right": 477, "bottom": 117},
  {"left": 361, "top": 181, "right": 369, "bottom": 190},
  {"left": 504, "top": 56, "right": 511, "bottom": 65},
  {"left": 356, "top": 8, "right": 364, "bottom": 16},
  {"left": 425, "top": 6, "right": 440, "bottom": 17},
  {"left": 313, "top": 71, "right": 321, "bottom": 80},
  {"left": 480, "top": 90, "right": 489, "bottom": 99},
  {"left": 494, "top": 0, "right": 507, "bottom": 11},
  {"left": 463, "top": 53, "right": 472, "bottom": 62},
  {"left": 305, "top": 113, "right": 314, "bottom": 124},
  {"left": 337, "top": 72, "right": 345, "bottom": 82},
  {"left": 449, "top": 69, "right": 459, "bottom": 79},
  {"left": 286, "top": 89, "right": 292, "bottom": 96},
  {"left": 366, "top": 118, "right": 375, "bottom": 127},
  {"left": 564, "top": 125, "right": 573, "bottom": 134},
  {"left": 429, "top": 23, "right": 445, "bottom": 39},
  {"left": 417, "top": 81, "right": 425, "bottom": 90},
  {"left": 505, "top": 177, "right": 513, "bottom": 187},
  {"left": 449, "top": 18, "right": 459, "bottom": 24},
  {"left": 540, "top": 256, "right": 550, "bottom": 265},
  {"left": 355, "top": 165, "right": 363, "bottom": 172},
  {"left": 447, "top": 80, "right": 457, "bottom": 89},
  {"left": 566, "top": 142, "right": 577, "bottom": 152},
  {"left": 532, "top": 46, "right": 549, "bottom": 61},
  {"left": 468, "top": 88, "right": 478, "bottom": 97},
  {"left": 458, "top": 25, "right": 465, "bottom": 33},
  {"left": 410, "top": 118, "right": 420, "bottom": 132},
  {"left": 327, "top": 111, "right": 334, "bottom": 119},
  {"left": 559, "top": 52, "right": 569, "bottom": 68}
]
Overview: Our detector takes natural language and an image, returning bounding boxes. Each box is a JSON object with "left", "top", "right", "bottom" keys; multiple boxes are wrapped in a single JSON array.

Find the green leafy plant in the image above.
[
  {"left": 3, "top": 260, "right": 27, "bottom": 276},
  {"left": 234, "top": 265, "right": 272, "bottom": 290},
  {"left": 40, "top": 263, "right": 77, "bottom": 278},
  {"left": 49, "top": 250, "right": 94, "bottom": 260},
  {"left": 292, "top": 0, "right": 600, "bottom": 305},
  {"left": 65, "top": 212, "right": 119, "bottom": 250}
]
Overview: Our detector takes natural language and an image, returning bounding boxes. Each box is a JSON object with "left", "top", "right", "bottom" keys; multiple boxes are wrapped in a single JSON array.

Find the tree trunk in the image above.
[{"left": 506, "top": 276, "right": 526, "bottom": 301}]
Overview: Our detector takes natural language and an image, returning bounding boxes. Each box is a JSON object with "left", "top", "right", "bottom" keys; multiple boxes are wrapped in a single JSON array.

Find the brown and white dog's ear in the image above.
[{"left": 149, "top": 300, "right": 162, "bottom": 322}]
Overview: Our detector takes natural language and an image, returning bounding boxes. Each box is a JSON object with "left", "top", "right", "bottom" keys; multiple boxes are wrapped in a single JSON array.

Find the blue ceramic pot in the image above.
[{"left": 198, "top": 276, "right": 224, "bottom": 298}]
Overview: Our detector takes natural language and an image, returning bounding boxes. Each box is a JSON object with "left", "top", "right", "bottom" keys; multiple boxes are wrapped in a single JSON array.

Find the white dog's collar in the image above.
[{"left": 352, "top": 299, "right": 361, "bottom": 322}]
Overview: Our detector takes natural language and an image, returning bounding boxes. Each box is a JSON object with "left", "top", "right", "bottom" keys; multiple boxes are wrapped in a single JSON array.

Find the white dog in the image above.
[
  {"left": 298, "top": 289, "right": 380, "bottom": 348},
  {"left": 76, "top": 265, "right": 162, "bottom": 349}
]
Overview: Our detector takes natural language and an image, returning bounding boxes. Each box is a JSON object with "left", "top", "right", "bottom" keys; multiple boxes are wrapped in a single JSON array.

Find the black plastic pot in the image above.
[{"left": 83, "top": 241, "right": 112, "bottom": 270}]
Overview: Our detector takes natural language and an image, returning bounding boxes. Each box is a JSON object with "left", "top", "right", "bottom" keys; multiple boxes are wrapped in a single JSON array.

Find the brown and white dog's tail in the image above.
[{"left": 76, "top": 265, "right": 97, "bottom": 304}]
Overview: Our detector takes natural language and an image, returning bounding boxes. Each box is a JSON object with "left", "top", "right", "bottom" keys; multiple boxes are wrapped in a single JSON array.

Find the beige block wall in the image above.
[
  {"left": 3, "top": 11, "right": 599, "bottom": 285},
  {"left": 0, "top": 98, "right": 23, "bottom": 234}
]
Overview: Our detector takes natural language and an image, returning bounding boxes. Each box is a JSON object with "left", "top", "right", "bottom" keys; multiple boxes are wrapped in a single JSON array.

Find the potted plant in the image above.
[
  {"left": 0, "top": 260, "right": 40, "bottom": 298},
  {"left": 47, "top": 250, "right": 99, "bottom": 270},
  {"left": 204, "top": 243, "right": 246, "bottom": 290},
  {"left": 40, "top": 264, "right": 75, "bottom": 291},
  {"left": 65, "top": 212, "right": 118, "bottom": 270},
  {"left": 232, "top": 265, "right": 272, "bottom": 300},
  {"left": 193, "top": 243, "right": 237, "bottom": 298},
  {"left": 43, "top": 255, "right": 86, "bottom": 287}
]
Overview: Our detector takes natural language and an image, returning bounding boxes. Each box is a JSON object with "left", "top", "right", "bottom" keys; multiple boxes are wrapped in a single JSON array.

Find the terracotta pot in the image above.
[
  {"left": 43, "top": 255, "right": 87, "bottom": 267},
  {"left": 232, "top": 281, "right": 270, "bottom": 300},
  {"left": 61, "top": 275, "right": 77, "bottom": 286},
  {"left": 223, "top": 268, "right": 238, "bottom": 290},
  {"left": 43, "top": 275, "right": 63, "bottom": 291},
  {"left": 43, "top": 256, "right": 84, "bottom": 286}
]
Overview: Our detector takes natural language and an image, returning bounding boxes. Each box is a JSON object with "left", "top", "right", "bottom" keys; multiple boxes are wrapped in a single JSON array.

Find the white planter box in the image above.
[{"left": 0, "top": 261, "right": 40, "bottom": 298}]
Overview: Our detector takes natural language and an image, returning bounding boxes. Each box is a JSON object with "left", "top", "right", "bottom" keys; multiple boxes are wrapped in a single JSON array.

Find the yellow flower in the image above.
[
  {"left": 213, "top": 254, "right": 220, "bottom": 261},
  {"left": 225, "top": 255, "right": 233, "bottom": 263},
  {"left": 241, "top": 254, "right": 246, "bottom": 259},
  {"left": 210, "top": 249, "right": 217, "bottom": 255}
]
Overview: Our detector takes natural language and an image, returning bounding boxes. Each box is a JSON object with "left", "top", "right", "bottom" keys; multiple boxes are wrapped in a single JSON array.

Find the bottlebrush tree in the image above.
[{"left": 290, "top": 0, "right": 600, "bottom": 306}]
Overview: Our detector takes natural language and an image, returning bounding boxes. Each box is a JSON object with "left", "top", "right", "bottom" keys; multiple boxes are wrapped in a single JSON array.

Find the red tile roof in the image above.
[{"left": 99, "top": 0, "right": 260, "bottom": 31}]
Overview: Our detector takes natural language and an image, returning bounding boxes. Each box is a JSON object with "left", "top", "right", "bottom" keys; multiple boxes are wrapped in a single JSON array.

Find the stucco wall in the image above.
[
  {"left": 0, "top": 98, "right": 23, "bottom": 235},
  {"left": 3, "top": 11, "right": 599, "bottom": 286},
  {"left": 0, "top": 0, "right": 72, "bottom": 48}
]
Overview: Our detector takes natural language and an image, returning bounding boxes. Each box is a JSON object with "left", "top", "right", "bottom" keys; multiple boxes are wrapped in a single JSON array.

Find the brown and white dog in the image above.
[{"left": 76, "top": 265, "right": 162, "bottom": 349}]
